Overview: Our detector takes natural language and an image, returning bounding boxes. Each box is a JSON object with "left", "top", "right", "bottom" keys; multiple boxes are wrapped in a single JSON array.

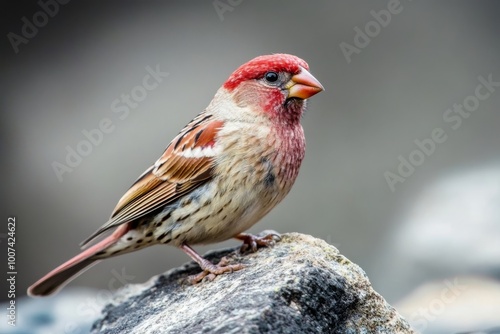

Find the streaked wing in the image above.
[{"left": 80, "top": 113, "right": 224, "bottom": 247}]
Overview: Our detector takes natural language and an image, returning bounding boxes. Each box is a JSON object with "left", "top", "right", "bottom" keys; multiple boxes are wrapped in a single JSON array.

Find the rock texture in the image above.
[{"left": 92, "top": 233, "right": 415, "bottom": 334}]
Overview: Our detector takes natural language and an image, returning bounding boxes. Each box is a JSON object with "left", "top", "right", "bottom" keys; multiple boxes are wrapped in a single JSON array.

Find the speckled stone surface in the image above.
[{"left": 92, "top": 233, "right": 415, "bottom": 334}]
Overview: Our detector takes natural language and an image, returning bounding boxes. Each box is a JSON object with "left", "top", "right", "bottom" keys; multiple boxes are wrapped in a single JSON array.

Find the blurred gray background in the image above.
[{"left": 1, "top": 1, "right": 500, "bottom": 332}]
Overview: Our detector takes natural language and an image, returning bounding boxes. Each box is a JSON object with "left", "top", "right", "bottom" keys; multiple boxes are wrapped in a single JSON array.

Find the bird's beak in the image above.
[{"left": 286, "top": 66, "right": 324, "bottom": 99}]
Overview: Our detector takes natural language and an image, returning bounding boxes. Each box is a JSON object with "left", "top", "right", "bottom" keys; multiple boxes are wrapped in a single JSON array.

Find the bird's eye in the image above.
[{"left": 264, "top": 71, "right": 279, "bottom": 83}]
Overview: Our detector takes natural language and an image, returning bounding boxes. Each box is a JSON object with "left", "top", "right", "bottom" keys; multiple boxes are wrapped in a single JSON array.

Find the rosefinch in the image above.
[{"left": 28, "top": 54, "right": 323, "bottom": 296}]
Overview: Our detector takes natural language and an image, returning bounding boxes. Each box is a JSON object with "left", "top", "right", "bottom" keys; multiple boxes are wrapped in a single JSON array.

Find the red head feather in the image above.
[{"left": 223, "top": 54, "right": 309, "bottom": 91}]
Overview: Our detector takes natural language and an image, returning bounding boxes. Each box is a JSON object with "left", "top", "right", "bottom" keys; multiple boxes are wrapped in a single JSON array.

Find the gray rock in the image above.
[
  {"left": 0, "top": 288, "right": 102, "bottom": 334},
  {"left": 92, "top": 233, "right": 415, "bottom": 334}
]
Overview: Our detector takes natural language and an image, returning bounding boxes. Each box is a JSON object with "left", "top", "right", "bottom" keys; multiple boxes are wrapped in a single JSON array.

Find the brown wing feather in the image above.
[
  {"left": 152, "top": 119, "right": 222, "bottom": 181},
  {"left": 80, "top": 114, "right": 224, "bottom": 247}
]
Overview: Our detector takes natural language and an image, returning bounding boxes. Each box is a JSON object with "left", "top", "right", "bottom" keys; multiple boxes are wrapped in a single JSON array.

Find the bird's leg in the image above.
[
  {"left": 180, "top": 243, "right": 244, "bottom": 284},
  {"left": 235, "top": 230, "right": 281, "bottom": 253}
]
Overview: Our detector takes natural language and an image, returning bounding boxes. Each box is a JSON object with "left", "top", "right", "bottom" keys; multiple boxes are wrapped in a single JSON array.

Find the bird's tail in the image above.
[{"left": 27, "top": 224, "right": 130, "bottom": 297}]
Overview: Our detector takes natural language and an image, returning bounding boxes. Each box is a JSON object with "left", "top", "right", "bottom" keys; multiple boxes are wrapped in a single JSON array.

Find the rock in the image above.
[
  {"left": 376, "top": 169, "right": 500, "bottom": 302},
  {"left": 395, "top": 276, "right": 500, "bottom": 333},
  {"left": 92, "top": 233, "right": 415, "bottom": 334},
  {"left": 0, "top": 288, "right": 102, "bottom": 334}
]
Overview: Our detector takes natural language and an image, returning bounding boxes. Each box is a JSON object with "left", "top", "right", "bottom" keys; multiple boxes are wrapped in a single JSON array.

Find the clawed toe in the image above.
[
  {"left": 181, "top": 243, "right": 245, "bottom": 284},
  {"left": 187, "top": 257, "right": 245, "bottom": 284},
  {"left": 236, "top": 231, "right": 282, "bottom": 253}
]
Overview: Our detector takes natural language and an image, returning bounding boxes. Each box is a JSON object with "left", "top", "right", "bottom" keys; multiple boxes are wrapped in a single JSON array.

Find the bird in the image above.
[{"left": 28, "top": 53, "right": 324, "bottom": 297}]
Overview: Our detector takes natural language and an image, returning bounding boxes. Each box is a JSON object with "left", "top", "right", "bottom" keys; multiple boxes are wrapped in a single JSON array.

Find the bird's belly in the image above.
[
  {"left": 185, "top": 199, "right": 266, "bottom": 245},
  {"left": 151, "top": 174, "right": 280, "bottom": 246},
  {"left": 150, "top": 136, "right": 300, "bottom": 247}
]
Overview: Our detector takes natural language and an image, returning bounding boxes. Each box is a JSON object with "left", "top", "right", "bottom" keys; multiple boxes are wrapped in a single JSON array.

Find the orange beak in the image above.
[{"left": 286, "top": 66, "right": 324, "bottom": 99}]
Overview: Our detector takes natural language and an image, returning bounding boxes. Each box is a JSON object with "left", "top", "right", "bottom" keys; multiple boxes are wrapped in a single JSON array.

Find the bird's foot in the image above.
[
  {"left": 235, "top": 230, "right": 281, "bottom": 253},
  {"left": 187, "top": 256, "right": 245, "bottom": 284},
  {"left": 180, "top": 243, "right": 244, "bottom": 284}
]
